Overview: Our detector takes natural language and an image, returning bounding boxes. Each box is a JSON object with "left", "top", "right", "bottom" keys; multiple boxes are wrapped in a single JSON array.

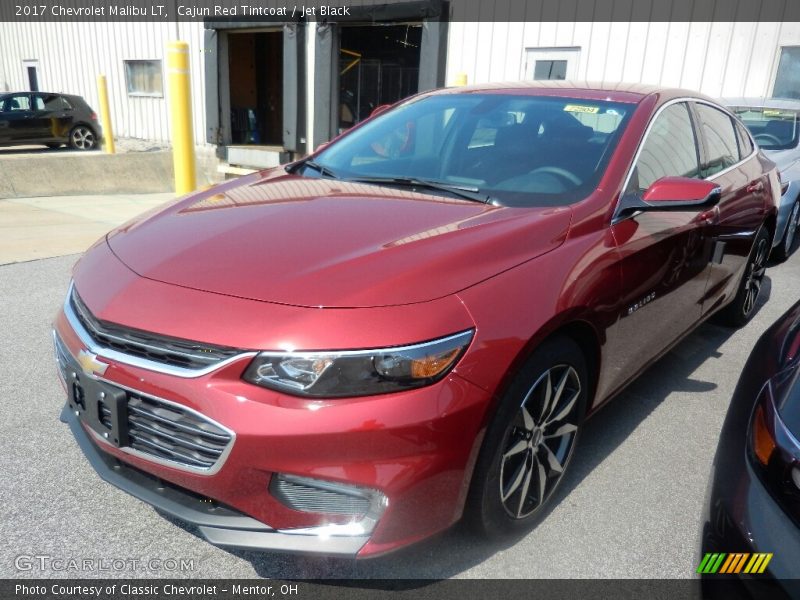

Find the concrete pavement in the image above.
[{"left": 0, "top": 193, "right": 174, "bottom": 265}]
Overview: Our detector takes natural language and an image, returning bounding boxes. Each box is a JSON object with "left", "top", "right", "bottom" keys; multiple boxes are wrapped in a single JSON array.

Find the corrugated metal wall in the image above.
[
  {"left": 2, "top": 18, "right": 799, "bottom": 149},
  {"left": 0, "top": 21, "right": 208, "bottom": 146},
  {"left": 447, "top": 21, "right": 800, "bottom": 98}
]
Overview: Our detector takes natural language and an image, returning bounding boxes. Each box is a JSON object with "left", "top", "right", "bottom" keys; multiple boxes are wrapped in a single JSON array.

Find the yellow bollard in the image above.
[
  {"left": 454, "top": 72, "right": 468, "bottom": 86},
  {"left": 166, "top": 41, "right": 196, "bottom": 195},
  {"left": 96, "top": 75, "right": 115, "bottom": 154}
]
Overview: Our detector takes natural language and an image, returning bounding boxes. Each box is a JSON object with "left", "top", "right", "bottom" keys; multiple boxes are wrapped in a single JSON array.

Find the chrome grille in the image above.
[
  {"left": 69, "top": 286, "right": 243, "bottom": 371},
  {"left": 126, "top": 393, "right": 232, "bottom": 470}
]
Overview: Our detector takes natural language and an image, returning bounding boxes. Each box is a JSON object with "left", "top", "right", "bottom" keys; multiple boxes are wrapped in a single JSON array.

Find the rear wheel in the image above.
[
  {"left": 466, "top": 336, "right": 588, "bottom": 537},
  {"left": 718, "top": 227, "right": 770, "bottom": 327},
  {"left": 69, "top": 125, "right": 97, "bottom": 150},
  {"left": 773, "top": 200, "right": 799, "bottom": 262}
]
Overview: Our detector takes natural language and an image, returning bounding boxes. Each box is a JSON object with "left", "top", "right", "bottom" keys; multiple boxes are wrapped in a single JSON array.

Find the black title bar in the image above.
[{"left": 1, "top": 0, "right": 799, "bottom": 23}]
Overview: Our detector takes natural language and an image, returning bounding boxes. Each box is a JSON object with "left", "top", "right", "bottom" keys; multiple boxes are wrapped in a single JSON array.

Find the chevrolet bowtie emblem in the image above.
[{"left": 77, "top": 349, "right": 109, "bottom": 377}]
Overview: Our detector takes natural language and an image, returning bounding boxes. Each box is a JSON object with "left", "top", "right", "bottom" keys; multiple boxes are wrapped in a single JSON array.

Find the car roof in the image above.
[
  {"left": 0, "top": 91, "right": 75, "bottom": 97},
  {"left": 427, "top": 80, "right": 719, "bottom": 105},
  {"left": 722, "top": 97, "right": 800, "bottom": 111}
]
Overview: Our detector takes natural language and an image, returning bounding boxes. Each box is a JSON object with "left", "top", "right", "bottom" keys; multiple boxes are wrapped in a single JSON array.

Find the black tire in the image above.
[
  {"left": 718, "top": 226, "right": 770, "bottom": 328},
  {"left": 45, "top": 143, "right": 62, "bottom": 149},
  {"left": 68, "top": 125, "right": 97, "bottom": 150},
  {"left": 466, "top": 335, "right": 588, "bottom": 538},
  {"left": 772, "top": 200, "right": 799, "bottom": 262}
]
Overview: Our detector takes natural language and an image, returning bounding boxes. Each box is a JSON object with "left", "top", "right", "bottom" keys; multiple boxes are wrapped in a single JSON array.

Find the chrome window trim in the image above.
[
  {"left": 615, "top": 97, "right": 759, "bottom": 223},
  {"left": 64, "top": 282, "right": 256, "bottom": 379}
]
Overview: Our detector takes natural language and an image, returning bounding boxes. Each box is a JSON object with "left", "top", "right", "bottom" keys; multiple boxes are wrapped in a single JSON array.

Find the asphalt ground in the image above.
[{"left": 1, "top": 249, "right": 799, "bottom": 580}]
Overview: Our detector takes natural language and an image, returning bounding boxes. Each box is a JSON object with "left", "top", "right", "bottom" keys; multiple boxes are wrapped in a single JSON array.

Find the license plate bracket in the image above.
[{"left": 64, "top": 360, "right": 128, "bottom": 448}]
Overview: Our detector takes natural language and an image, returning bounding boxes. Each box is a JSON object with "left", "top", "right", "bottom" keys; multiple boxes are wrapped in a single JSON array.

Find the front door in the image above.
[
  {"left": 606, "top": 101, "right": 713, "bottom": 391},
  {"left": 0, "top": 93, "right": 36, "bottom": 143}
]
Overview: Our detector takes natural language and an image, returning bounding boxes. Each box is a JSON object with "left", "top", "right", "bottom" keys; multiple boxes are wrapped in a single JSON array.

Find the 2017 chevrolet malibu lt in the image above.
[
  {"left": 55, "top": 83, "right": 779, "bottom": 557},
  {"left": 701, "top": 300, "right": 800, "bottom": 599}
]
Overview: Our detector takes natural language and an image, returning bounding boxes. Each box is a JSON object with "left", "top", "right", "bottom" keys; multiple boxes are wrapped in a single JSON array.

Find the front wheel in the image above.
[
  {"left": 466, "top": 336, "right": 588, "bottom": 537},
  {"left": 773, "top": 200, "right": 799, "bottom": 262},
  {"left": 718, "top": 226, "right": 770, "bottom": 328}
]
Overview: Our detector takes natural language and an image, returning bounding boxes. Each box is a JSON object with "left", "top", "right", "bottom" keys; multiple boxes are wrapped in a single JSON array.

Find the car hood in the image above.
[{"left": 107, "top": 172, "right": 572, "bottom": 308}]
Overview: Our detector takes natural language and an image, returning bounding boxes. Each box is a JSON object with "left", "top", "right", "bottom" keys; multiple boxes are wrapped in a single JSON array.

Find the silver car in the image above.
[{"left": 724, "top": 98, "right": 800, "bottom": 261}]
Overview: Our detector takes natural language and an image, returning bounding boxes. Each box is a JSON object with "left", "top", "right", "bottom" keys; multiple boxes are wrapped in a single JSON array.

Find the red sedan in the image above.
[{"left": 55, "top": 83, "right": 779, "bottom": 557}]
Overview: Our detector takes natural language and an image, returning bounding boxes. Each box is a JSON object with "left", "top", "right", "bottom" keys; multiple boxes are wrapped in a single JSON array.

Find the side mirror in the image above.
[
  {"left": 370, "top": 104, "right": 392, "bottom": 118},
  {"left": 614, "top": 177, "right": 721, "bottom": 223}
]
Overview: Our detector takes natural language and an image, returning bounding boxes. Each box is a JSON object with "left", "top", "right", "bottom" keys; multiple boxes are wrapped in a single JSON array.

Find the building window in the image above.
[
  {"left": 124, "top": 60, "right": 163, "bottom": 97},
  {"left": 773, "top": 47, "right": 800, "bottom": 100},
  {"left": 533, "top": 60, "right": 568, "bottom": 80},
  {"left": 525, "top": 47, "right": 580, "bottom": 81}
]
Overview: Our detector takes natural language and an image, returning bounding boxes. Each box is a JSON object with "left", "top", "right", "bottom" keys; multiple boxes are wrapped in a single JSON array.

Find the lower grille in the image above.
[
  {"left": 125, "top": 393, "right": 232, "bottom": 470},
  {"left": 271, "top": 474, "right": 372, "bottom": 516}
]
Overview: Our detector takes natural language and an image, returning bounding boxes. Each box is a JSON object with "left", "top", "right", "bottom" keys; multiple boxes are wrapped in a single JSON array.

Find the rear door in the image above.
[
  {"left": 691, "top": 102, "right": 770, "bottom": 315},
  {"left": 32, "top": 93, "right": 74, "bottom": 141},
  {"left": 608, "top": 101, "right": 713, "bottom": 387}
]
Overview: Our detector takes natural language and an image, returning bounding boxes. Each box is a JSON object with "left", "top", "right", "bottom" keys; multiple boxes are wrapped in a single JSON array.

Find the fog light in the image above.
[{"left": 270, "top": 474, "right": 387, "bottom": 536}]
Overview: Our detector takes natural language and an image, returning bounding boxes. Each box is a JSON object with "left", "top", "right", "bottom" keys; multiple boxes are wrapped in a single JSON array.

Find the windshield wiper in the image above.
[
  {"left": 297, "top": 160, "right": 339, "bottom": 179},
  {"left": 349, "top": 176, "right": 495, "bottom": 204}
]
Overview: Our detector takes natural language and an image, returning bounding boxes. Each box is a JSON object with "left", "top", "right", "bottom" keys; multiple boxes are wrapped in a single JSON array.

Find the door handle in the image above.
[
  {"left": 698, "top": 209, "right": 717, "bottom": 225},
  {"left": 746, "top": 181, "right": 764, "bottom": 193}
]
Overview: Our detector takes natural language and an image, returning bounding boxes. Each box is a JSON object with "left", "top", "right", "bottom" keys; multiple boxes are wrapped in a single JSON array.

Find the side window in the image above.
[
  {"left": 626, "top": 102, "right": 700, "bottom": 194},
  {"left": 694, "top": 104, "right": 739, "bottom": 178},
  {"left": 0, "top": 94, "right": 31, "bottom": 112},
  {"left": 734, "top": 121, "right": 754, "bottom": 159},
  {"left": 35, "top": 94, "right": 65, "bottom": 111}
]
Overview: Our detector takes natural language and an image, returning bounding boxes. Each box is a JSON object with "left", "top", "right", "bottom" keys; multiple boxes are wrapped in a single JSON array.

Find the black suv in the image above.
[{"left": 0, "top": 92, "right": 101, "bottom": 150}]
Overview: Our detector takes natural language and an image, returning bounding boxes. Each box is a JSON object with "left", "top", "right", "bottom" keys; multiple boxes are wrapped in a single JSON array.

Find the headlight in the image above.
[{"left": 242, "top": 330, "right": 474, "bottom": 398}]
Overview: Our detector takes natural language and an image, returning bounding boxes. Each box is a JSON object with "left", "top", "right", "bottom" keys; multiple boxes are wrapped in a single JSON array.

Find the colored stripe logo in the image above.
[{"left": 697, "top": 552, "right": 773, "bottom": 574}]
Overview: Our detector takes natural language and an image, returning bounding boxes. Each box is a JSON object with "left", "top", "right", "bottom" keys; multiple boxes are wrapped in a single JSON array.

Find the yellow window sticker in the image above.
[
  {"left": 564, "top": 104, "right": 600, "bottom": 114},
  {"left": 762, "top": 109, "right": 783, "bottom": 117}
]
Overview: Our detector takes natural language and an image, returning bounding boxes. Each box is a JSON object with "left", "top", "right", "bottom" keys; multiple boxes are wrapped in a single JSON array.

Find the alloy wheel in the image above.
[
  {"left": 499, "top": 364, "right": 581, "bottom": 519},
  {"left": 71, "top": 126, "right": 96, "bottom": 150},
  {"left": 742, "top": 237, "right": 768, "bottom": 317}
]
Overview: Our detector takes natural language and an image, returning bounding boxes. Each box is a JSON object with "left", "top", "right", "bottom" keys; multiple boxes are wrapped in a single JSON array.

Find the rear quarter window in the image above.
[{"left": 734, "top": 120, "right": 754, "bottom": 159}]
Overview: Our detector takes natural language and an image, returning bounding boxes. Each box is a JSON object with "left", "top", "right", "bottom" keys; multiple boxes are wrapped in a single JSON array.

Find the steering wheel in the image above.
[
  {"left": 754, "top": 133, "right": 782, "bottom": 146},
  {"left": 528, "top": 166, "right": 582, "bottom": 186}
]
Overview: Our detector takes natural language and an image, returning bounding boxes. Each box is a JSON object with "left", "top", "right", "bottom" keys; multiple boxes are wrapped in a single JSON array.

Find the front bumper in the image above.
[
  {"left": 55, "top": 302, "right": 490, "bottom": 558},
  {"left": 60, "top": 405, "right": 371, "bottom": 556}
]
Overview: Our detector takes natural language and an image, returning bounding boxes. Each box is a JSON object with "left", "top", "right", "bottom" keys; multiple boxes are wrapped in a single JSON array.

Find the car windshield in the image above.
[
  {"left": 307, "top": 93, "right": 633, "bottom": 207},
  {"left": 730, "top": 106, "right": 800, "bottom": 151}
]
